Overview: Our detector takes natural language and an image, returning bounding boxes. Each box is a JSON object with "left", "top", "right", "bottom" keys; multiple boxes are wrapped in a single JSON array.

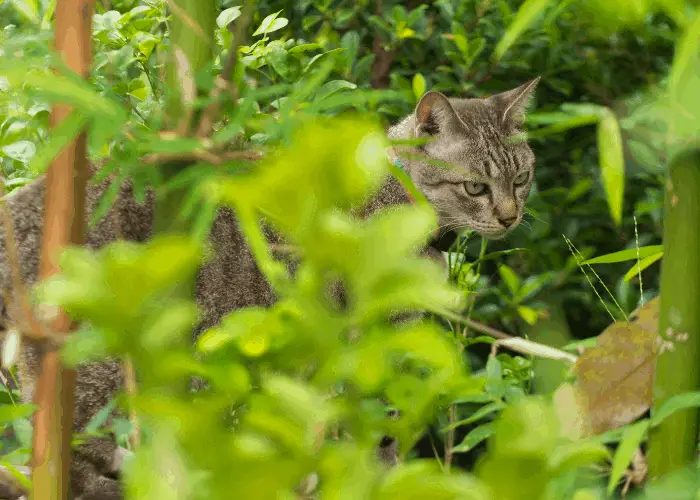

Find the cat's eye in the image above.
[
  {"left": 464, "top": 182, "right": 488, "bottom": 196},
  {"left": 513, "top": 172, "right": 529, "bottom": 186}
]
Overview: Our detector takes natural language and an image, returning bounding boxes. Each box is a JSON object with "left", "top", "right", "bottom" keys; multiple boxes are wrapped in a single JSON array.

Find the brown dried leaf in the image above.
[
  {"left": 574, "top": 299, "right": 659, "bottom": 434},
  {"left": 629, "top": 297, "right": 660, "bottom": 334}
]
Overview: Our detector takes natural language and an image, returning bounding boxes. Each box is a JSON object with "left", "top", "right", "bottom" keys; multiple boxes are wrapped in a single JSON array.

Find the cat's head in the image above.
[{"left": 390, "top": 78, "right": 540, "bottom": 240}]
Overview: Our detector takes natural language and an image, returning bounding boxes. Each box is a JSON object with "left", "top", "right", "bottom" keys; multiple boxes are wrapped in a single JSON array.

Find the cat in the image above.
[{"left": 0, "top": 78, "right": 539, "bottom": 500}]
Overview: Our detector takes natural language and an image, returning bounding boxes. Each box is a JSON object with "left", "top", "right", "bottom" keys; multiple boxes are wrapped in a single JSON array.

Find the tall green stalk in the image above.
[
  {"left": 647, "top": 147, "right": 700, "bottom": 480},
  {"left": 165, "top": 0, "right": 216, "bottom": 129}
]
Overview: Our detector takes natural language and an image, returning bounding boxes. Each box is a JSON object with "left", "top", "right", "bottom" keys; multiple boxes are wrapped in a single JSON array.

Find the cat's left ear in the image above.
[{"left": 489, "top": 77, "right": 540, "bottom": 132}]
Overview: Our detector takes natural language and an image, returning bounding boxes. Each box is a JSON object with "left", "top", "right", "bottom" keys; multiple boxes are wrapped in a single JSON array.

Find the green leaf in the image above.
[
  {"left": 288, "top": 43, "right": 322, "bottom": 54},
  {"left": 26, "top": 111, "right": 87, "bottom": 175},
  {"left": 623, "top": 251, "right": 663, "bottom": 282},
  {"left": 412, "top": 73, "right": 426, "bottom": 102},
  {"left": 517, "top": 306, "right": 539, "bottom": 325},
  {"left": 339, "top": 31, "right": 360, "bottom": 69},
  {"left": 313, "top": 80, "right": 357, "bottom": 103},
  {"left": 85, "top": 400, "right": 117, "bottom": 434},
  {"left": 11, "top": 0, "right": 40, "bottom": 24},
  {"left": 12, "top": 417, "right": 33, "bottom": 449},
  {"left": 442, "top": 401, "right": 506, "bottom": 432},
  {"left": 493, "top": 0, "right": 552, "bottom": 61},
  {"left": 548, "top": 441, "right": 610, "bottom": 476},
  {"left": 583, "top": 245, "right": 663, "bottom": 265},
  {"left": 134, "top": 31, "right": 159, "bottom": 58},
  {"left": 597, "top": 109, "right": 625, "bottom": 226},
  {"left": 1, "top": 140, "right": 36, "bottom": 163},
  {"left": 253, "top": 11, "right": 289, "bottom": 36},
  {"left": 216, "top": 6, "right": 241, "bottom": 28},
  {"left": 377, "top": 461, "right": 491, "bottom": 499},
  {"left": 608, "top": 419, "right": 649, "bottom": 494},
  {"left": 0, "top": 404, "right": 36, "bottom": 424},
  {"left": 651, "top": 392, "right": 700, "bottom": 428},
  {"left": 452, "top": 422, "right": 496, "bottom": 453},
  {"left": 498, "top": 264, "right": 520, "bottom": 294}
]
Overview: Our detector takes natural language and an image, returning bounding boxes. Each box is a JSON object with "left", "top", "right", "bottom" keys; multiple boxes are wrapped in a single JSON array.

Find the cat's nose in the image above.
[{"left": 498, "top": 216, "right": 517, "bottom": 228}]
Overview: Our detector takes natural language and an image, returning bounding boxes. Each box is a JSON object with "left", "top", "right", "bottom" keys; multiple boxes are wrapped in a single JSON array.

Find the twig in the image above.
[
  {"left": 142, "top": 150, "right": 263, "bottom": 166},
  {"left": 463, "top": 318, "right": 512, "bottom": 340},
  {"left": 122, "top": 356, "right": 141, "bottom": 449}
]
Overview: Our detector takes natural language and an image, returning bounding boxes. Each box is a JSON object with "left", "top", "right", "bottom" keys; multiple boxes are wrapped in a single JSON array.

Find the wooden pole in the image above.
[{"left": 31, "top": 1, "right": 95, "bottom": 499}]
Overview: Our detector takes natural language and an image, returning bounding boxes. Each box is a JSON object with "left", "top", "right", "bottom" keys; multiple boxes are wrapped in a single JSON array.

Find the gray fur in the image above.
[{"left": 0, "top": 81, "right": 538, "bottom": 499}]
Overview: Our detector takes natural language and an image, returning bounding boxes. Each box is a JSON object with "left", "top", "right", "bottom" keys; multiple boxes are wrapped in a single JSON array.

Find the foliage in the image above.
[{"left": 0, "top": 0, "right": 699, "bottom": 498}]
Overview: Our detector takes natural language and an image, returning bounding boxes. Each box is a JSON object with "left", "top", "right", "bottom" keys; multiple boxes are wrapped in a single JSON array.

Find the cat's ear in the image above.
[
  {"left": 414, "top": 91, "right": 460, "bottom": 136},
  {"left": 490, "top": 77, "right": 540, "bottom": 131}
]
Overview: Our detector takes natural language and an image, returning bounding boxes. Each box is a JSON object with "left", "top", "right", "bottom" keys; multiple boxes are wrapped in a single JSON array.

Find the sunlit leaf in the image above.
[
  {"left": 411, "top": 73, "right": 426, "bottom": 102},
  {"left": 216, "top": 6, "right": 241, "bottom": 28},
  {"left": 253, "top": 11, "right": 288, "bottom": 36}
]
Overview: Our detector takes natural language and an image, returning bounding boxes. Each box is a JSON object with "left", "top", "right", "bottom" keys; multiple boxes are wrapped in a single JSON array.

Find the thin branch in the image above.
[
  {"left": 123, "top": 356, "right": 141, "bottom": 449},
  {"left": 142, "top": 150, "right": 263, "bottom": 166}
]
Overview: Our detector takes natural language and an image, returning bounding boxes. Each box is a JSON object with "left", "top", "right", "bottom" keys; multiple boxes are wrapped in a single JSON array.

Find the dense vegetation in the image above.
[{"left": 0, "top": 0, "right": 699, "bottom": 498}]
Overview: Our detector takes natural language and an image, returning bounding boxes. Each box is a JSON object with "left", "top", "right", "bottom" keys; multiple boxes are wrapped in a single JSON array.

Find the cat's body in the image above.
[{"left": 0, "top": 80, "right": 539, "bottom": 500}]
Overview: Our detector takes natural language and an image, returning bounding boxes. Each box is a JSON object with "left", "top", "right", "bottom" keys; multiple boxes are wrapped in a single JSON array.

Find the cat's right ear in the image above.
[{"left": 414, "top": 91, "right": 460, "bottom": 136}]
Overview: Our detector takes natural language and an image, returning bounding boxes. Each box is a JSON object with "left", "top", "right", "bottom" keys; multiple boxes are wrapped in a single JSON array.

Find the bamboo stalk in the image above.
[
  {"left": 30, "top": 2, "right": 95, "bottom": 499},
  {"left": 647, "top": 147, "right": 700, "bottom": 480}
]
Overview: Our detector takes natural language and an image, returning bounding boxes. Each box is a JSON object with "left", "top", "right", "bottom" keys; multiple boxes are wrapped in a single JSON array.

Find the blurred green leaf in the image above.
[
  {"left": 411, "top": 73, "right": 426, "bottom": 102},
  {"left": 597, "top": 109, "right": 626, "bottom": 225},
  {"left": 493, "top": 0, "right": 552, "bottom": 61},
  {"left": 651, "top": 392, "right": 700, "bottom": 428},
  {"left": 608, "top": 419, "right": 649, "bottom": 494},
  {"left": 452, "top": 422, "right": 496, "bottom": 453},
  {"left": 0, "top": 404, "right": 36, "bottom": 425}
]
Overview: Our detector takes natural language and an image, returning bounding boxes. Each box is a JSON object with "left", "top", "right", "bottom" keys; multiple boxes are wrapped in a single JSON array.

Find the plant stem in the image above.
[
  {"left": 647, "top": 147, "right": 700, "bottom": 480},
  {"left": 444, "top": 237, "right": 488, "bottom": 471}
]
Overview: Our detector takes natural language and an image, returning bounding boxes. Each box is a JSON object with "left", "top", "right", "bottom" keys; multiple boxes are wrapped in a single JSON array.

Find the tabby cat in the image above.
[{"left": 0, "top": 78, "right": 539, "bottom": 499}]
